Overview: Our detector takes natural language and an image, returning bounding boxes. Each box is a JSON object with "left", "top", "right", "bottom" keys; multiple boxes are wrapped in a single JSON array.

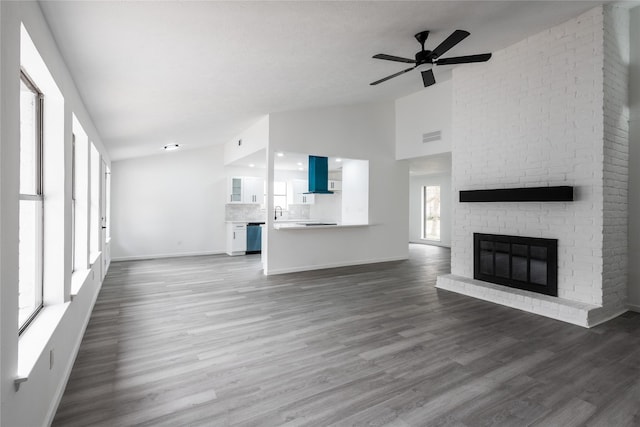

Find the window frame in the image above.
[
  {"left": 273, "top": 181, "right": 288, "bottom": 211},
  {"left": 105, "top": 165, "right": 111, "bottom": 240},
  {"left": 18, "top": 69, "right": 45, "bottom": 335},
  {"left": 421, "top": 185, "right": 441, "bottom": 242},
  {"left": 89, "top": 143, "right": 100, "bottom": 262},
  {"left": 71, "top": 133, "right": 76, "bottom": 272}
]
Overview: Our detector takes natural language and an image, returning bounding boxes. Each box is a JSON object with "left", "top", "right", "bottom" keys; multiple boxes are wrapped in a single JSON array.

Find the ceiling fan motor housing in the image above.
[{"left": 415, "top": 50, "right": 432, "bottom": 64}]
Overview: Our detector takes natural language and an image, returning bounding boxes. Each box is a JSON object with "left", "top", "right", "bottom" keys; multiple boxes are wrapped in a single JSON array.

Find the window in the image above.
[
  {"left": 105, "top": 166, "right": 111, "bottom": 240},
  {"left": 19, "top": 70, "right": 44, "bottom": 333},
  {"left": 273, "top": 181, "right": 288, "bottom": 211},
  {"left": 89, "top": 143, "right": 100, "bottom": 261},
  {"left": 422, "top": 185, "right": 441, "bottom": 241},
  {"left": 72, "top": 115, "right": 89, "bottom": 272},
  {"left": 71, "top": 133, "right": 76, "bottom": 272}
]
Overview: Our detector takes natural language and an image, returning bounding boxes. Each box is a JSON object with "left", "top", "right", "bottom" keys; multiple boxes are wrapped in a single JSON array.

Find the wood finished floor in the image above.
[{"left": 53, "top": 245, "right": 640, "bottom": 427}]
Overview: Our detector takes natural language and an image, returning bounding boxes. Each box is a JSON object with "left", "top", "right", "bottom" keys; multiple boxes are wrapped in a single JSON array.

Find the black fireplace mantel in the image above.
[{"left": 460, "top": 186, "right": 573, "bottom": 203}]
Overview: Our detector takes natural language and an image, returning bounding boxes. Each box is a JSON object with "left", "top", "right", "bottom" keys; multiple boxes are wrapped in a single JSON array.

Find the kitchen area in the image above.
[{"left": 225, "top": 148, "right": 369, "bottom": 258}]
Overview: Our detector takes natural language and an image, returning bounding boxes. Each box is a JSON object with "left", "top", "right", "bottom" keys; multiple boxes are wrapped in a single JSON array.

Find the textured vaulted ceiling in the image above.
[{"left": 39, "top": 1, "right": 606, "bottom": 160}]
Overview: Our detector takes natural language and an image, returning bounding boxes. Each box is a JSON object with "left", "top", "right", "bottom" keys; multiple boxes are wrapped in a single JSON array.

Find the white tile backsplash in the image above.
[
  {"left": 225, "top": 204, "right": 266, "bottom": 222},
  {"left": 225, "top": 203, "right": 311, "bottom": 222}
]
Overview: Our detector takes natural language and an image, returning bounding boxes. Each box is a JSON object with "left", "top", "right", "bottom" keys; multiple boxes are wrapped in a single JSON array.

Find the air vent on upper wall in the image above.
[{"left": 422, "top": 131, "right": 442, "bottom": 143}]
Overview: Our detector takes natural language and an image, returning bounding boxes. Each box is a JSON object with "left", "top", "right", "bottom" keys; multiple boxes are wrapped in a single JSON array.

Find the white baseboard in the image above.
[
  {"left": 265, "top": 255, "right": 408, "bottom": 276},
  {"left": 111, "top": 250, "right": 225, "bottom": 262},
  {"left": 409, "top": 240, "right": 451, "bottom": 248},
  {"left": 628, "top": 303, "right": 640, "bottom": 313}
]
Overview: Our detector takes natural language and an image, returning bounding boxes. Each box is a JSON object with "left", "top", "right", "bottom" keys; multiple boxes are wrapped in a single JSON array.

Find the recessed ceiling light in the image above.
[
  {"left": 163, "top": 143, "right": 180, "bottom": 151},
  {"left": 277, "top": 152, "right": 284, "bottom": 157},
  {"left": 336, "top": 158, "right": 342, "bottom": 162},
  {"left": 249, "top": 164, "right": 255, "bottom": 168},
  {"left": 297, "top": 162, "right": 303, "bottom": 166},
  {"left": 298, "top": 167, "right": 303, "bottom": 171}
]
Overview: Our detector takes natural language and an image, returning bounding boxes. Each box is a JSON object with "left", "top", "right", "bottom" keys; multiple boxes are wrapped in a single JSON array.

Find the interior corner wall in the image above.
[
  {"left": 450, "top": 6, "right": 606, "bottom": 306},
  {"left": 1, "top": 2, "right": 110, "bottom": 426},
  {"left": 266, "top": 102, "right": 409, "bottom": 274},
  {"left": 409, "top": 173, "right": 452, "bottom": 248},
  {"left": 111, "top": 145, "right": 227, "bottom": 260},
  {"left": 628, "top": 5, "right": 640, "bottom": 311},
  {"left": 395, "top": 79, "right": 452, "bottom": 160}
]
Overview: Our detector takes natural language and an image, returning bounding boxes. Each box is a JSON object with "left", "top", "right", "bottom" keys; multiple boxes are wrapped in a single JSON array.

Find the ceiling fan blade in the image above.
[
  {"left": 372, "top": 54, "right": 416, "bottom": 64},
  {"left": 435, "top": 53, "right": 492, "bottom": 65},
  {"left": 429, "top": 29, "right": 470, "bottom": 60},
  {"left": 421, "top": 69, "right": 436, "bottom": 87},
  {"left": 370, "top": 66, "right": 415, "bottom": 86}
]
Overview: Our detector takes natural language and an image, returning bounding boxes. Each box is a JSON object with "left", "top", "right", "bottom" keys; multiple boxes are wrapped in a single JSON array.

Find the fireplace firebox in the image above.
[{"left": 474, "top": 233, "right": 558, "bottom": 297}]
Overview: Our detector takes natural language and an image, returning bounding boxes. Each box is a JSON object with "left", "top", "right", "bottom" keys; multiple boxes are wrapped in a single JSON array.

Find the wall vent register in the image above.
[
  {"left": 474, "top": 233, "right": 558, "bottom": 297},
  {"left": 422, "top": 130, "right": 442, "bottom": 143}
]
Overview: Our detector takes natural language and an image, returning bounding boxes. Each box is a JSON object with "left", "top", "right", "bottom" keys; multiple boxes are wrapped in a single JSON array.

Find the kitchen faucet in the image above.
[{"left": 274, "top": 206, "right": 283, "bottom": 220}]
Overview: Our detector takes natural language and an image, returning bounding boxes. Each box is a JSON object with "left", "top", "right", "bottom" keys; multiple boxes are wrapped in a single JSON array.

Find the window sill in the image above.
[
  {"left": 70, "top": 269, "right": 92, "bottom": 300},
  {"left": 16, "top": 302, "right": 70, "bottom": 389},
  {"left": 89, "top": 251, "right": 101, "bottom": 266}
]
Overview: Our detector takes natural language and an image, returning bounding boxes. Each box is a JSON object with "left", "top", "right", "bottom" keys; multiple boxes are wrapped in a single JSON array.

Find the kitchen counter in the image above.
[{"left": 273, "top": 222, "right": 369, "bottom": 230}]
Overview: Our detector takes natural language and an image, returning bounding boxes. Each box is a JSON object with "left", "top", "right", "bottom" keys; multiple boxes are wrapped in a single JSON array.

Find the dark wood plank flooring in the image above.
[{"left": 53, "top": 245, "right": 640, "bottom": 426}]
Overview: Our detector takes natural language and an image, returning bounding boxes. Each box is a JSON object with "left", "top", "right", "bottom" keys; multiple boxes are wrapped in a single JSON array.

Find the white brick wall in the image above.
[
  {"left": 601, "top": 5, "right": 629, "bottom": 312},
  {"left": 446, "top": 6, "right": 629, "bottom": 318}
]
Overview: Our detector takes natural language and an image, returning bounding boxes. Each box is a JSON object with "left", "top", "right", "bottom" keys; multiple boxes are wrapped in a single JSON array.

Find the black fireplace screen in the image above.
[{"left": 474, "top": 233, "right": 558, "bottom": 296}]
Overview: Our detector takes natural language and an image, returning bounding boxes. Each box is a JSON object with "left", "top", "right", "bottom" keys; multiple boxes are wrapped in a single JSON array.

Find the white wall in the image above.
[
  {"left": 341, "top": 159, "right": 369, "bottom": 225},
  {"left": 111, "top": 145, "right": 227, "bottom": 260},
  {"left": 395, "top": 79, "right": 452, "bottom": 160},
  {"left": 223, "top": 115, "right": 269, "bottom": 165},
  {"left": 266, "top": 102, "right": 409, "bottom": 274},
  {"left": 0, "top": 2, "right": 110, "bottom": 426},
  {"left": 409, "top": 173, "right": 452, "bottom": 248},
  {"left": 446, "top": 6, "right": 628, "bottom": 320},
  {"left": 629, "top": 5, "right": 640, "bottom": 312}
]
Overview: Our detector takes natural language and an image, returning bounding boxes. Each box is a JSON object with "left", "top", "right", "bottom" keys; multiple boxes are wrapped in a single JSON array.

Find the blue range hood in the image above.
[{"left": 306, "top": 155, "right": 334, "bottom": 194}]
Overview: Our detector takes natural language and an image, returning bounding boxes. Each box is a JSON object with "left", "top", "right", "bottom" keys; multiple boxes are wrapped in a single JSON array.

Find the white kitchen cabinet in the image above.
[
  {"left": 226, "top": 223, "right": 247, "bottom": 256},
  {"left": 227, "top": 176, "right": 264, "bottom": 204},
  {"left": 290, "top": 179, "right": 314, "bottom": 205},
  {"left": 243, "top": 177, "right": 265, "bottom": 204},
  {"left": 228, "top": 177, "right": 243, "bottom": 203},
  {"left": 328, "top": 180, "right": 342, "bottom": 191},
  {"left": 299, "top": 193, "right": 314, "bottom": 204}
]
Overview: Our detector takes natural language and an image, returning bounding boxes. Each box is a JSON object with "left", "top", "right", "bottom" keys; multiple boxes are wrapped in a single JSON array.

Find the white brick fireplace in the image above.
[{"left": 436, "top": 5, "right": 630, "bottom": 327}]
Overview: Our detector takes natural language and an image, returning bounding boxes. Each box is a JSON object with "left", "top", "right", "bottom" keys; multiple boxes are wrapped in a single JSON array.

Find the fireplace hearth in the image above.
[{"left": 474, "top": 233, "right": 558, "bottom": 297}]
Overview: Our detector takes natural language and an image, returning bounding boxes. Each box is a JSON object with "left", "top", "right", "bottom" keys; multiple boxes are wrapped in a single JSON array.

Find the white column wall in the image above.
[{"left": 266, "top": 102, "right": 409, "bottom": 274}]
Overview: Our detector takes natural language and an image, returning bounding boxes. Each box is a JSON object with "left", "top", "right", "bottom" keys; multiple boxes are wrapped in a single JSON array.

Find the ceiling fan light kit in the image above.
[{"left": 371, "top": 29, "right": 492, "bottom": 87}]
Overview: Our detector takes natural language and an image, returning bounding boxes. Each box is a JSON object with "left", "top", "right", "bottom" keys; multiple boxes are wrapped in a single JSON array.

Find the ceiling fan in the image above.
[{"left": 370, "top": 30, "right": 491, "bottom": 87}]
